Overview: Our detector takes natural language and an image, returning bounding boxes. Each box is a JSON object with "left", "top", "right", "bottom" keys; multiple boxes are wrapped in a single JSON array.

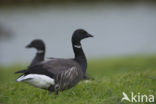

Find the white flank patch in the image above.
[{"left": 16, "top": 74, "right": 55, "bottom": 89}]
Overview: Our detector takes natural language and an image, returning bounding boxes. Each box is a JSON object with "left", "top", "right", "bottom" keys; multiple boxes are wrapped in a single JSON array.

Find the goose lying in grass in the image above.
[{"left": 15, "top": 39, "right": 45, "bottom": 73}]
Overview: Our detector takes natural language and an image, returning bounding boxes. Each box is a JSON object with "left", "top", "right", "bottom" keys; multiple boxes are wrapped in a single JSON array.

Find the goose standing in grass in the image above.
[
  {"left": 16, "top": 29, "right": 93, "bottom": 95},
  {"left": 15, "top": 39, "right": 45, "bottom": 73}
]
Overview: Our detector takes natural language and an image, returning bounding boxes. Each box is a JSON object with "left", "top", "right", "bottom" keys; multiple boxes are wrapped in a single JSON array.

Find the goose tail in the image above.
[{"left": 15, "top": 69, "right": 27, "bottom": 74}]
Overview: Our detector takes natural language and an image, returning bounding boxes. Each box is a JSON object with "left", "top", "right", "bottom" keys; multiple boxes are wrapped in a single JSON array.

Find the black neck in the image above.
[
  {"left": 72, "top": 41, "right": 87, "bottom": 74},
  {"left": 36, "top": 51, "right": 45, "bottom": 59},
  {"left": 30, "top": 50, "right": 45, "bottom": 66}
]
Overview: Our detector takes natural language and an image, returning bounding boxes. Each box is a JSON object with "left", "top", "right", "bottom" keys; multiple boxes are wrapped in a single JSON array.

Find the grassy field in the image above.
[{"left": 0, "top": 56, "right": 156, "bottom": 104}]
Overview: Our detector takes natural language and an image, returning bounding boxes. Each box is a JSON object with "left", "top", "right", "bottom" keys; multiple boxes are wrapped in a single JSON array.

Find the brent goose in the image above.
[
  {"left": 15, "top": 39, "right": 45, "bottom": 74},
  {"left": 16, "top": 29, "right": 93, "bottom": 95},
  {"left": 26, "top": 39, "right": 45, "bottom": 66}
]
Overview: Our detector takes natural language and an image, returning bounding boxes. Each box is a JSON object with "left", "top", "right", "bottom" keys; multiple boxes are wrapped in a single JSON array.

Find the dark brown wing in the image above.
[
  {"left": 41, "top": 58, "right": 81, "bottom": 75},
  {"left": 23, "top": 58, "right": 82, "bottom": 79}
]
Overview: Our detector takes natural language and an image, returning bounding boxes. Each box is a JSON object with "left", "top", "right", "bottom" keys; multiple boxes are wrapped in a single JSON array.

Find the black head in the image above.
[
  {"left": 26, "top": 39, "right": 45, "bottom": 51},
  {"left": 72, "top": 29, "right": 93, "bottom": 44}
]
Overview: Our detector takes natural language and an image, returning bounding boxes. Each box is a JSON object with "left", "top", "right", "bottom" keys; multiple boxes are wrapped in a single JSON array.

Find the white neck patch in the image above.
[
  {"left": 37, "top": 50, "right": 44, "bottom": 54},
  {"left": 74, "top": 45, "right": 81, "bottom": 48}
]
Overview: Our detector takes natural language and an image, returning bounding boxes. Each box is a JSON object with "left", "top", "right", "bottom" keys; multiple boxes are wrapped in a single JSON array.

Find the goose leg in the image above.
[
  {"left": 54, "top": 84, "right": 59, "bottom": 96},
  {"left": 55, "top": 90, "right": 59, "bottom": 96},
  {"left": 48, "top": 85, "right": 54, "bottom": 94}
]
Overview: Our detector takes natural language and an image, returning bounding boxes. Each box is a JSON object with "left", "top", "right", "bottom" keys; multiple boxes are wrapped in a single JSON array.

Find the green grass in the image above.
[{"left": 0, "top": 56, "right": 156, "bottom": 104}]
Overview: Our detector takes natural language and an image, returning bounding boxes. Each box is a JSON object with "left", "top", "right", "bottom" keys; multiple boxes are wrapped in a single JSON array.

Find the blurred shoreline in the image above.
[{"left": 0, "top": 54, "right": 156, "bottom": 66}]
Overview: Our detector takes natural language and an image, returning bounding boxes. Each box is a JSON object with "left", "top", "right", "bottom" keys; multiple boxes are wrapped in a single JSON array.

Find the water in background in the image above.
[{"left": 0, "top": 2, "right": 156, "bottom": 65}]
